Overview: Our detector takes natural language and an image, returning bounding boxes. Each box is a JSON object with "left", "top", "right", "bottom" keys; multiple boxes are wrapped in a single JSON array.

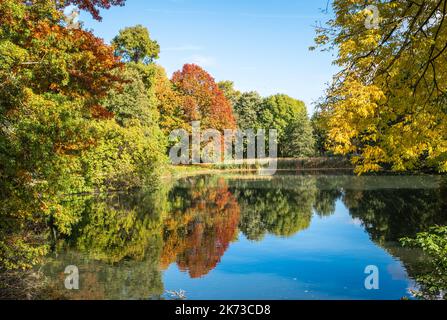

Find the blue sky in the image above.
[{"left": 79, "top": 0, "right": 338, "bottom": 114}]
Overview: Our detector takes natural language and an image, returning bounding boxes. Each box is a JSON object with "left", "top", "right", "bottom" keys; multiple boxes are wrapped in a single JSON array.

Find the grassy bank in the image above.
[{"left": 166, "top": 157, "right": 354, "bottom": 178}]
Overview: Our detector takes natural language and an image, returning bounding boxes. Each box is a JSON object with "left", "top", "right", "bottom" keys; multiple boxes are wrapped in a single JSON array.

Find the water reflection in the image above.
[
  {"left": 161, "top": 178, "right": 240, "bottom": 278},
  {"left": 41, "top": 174, "right": 447, "bottom": 299}
]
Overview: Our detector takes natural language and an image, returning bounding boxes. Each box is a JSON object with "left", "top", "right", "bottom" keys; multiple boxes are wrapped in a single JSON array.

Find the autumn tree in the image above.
[
  {"left": 171, "top": 64, "right": 236, "bottom": 131},
  {"left": 64, "top": 0, "right": 126, "bottom": 21},
  {"left": 314, "top": 0, "right": 447, "bottom": 173},
  {"left": 112, "top": 25, "right": 160, "bottom": 64},
  {"left": 161, "top": 177, "right": 240, "bottom": 278},
  {"left": 146, "top": 64, "right": 186, "bottom": 135},
  {"left": 0, "top": 0, "right": 150, "bottom": 271},
  {"left": 98, "top": 27, "right": 168, "bottom": 188}
]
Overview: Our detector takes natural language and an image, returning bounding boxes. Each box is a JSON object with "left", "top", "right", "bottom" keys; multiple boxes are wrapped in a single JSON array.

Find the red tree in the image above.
[{"left": 171, "top": 64, "right": 236, "bottom": 131}]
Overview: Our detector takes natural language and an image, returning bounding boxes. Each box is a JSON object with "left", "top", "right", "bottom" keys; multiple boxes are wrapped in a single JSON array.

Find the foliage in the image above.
[
  {"left": 161, "top": 177, "right": 240, "bottom": 278},
  {"left": 260, "top": 94, "right": 307, "bottom": 135},
  {"left": 0, "top": 1, "right": 122, "bottom": 105},
  {"left": 218, "top": 80, "right": 241, "bottom": 108},
  {"left": 282, "top": 114, "right": 316, "bottom": 157},
  {"left": 99, "top": 64, "right": 168, "bottom": 185},
  {"left": 226, "top": 90, "right": 316, "bottom": 157},
  {"left": 101, "top": 64, "right": 157, "bottom": 125},
  {"left": 172, "top": 64, "right": 237, "bottom": 131},
  {"left": 234, "top": 177, "right": 317, "bottom": 240},
  {"left": 311, "top": 111, "right": 330, "bottom": 156},
  {"left": 65, "top": 0, "right": 126, "bottom": 21},
  {"left": 259, "top": 94, "right": 313, "bottom": 156},
  {"left": 233, "top": 91, "right": 264, "bottom": 130},
  {"left": 314, "top": 0, "right": 447, "bottom": 173},
  {"left": 0, "top": 0, "right": 163, "bottom": 271},
  {"left": 401, "top": 226, "right": 447, "bottom": 300},
  {"left": 150, "top": 64, "right": 186, "bottom": 134},
  {"left": 112, "top": 25, "right": 160, "bottom": 64},
  {"left": 0, "top": 0, "right": 120, "bottom": 269},
  {"left": 80, "top": 119, "right": 166, "bottom": 191}
]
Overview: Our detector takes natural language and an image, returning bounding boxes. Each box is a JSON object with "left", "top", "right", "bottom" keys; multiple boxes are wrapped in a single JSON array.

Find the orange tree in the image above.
[{"left": 171, "top": 64, "right": 237, "bottom": 132}]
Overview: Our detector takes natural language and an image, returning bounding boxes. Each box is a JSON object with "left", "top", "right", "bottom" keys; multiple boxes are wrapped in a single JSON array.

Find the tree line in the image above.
[{"left": 0, "top": 0, "right": 316, "bottom": 273}]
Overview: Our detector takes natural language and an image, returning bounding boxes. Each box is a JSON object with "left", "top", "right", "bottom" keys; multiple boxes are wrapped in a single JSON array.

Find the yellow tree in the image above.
[{"left": 314, "top": 0, "right": 447, "bottom": 173}]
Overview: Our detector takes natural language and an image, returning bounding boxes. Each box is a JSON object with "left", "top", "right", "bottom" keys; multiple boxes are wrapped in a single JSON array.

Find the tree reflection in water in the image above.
[
  {"left": 161, "top": 177, "right": 240, "bottom": 278},
  {"left": 37, "top": 174, "right": 447, "bottom": 299}
]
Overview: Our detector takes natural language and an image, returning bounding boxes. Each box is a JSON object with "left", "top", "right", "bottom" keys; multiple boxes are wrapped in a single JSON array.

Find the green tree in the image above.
[
  {"left": 260, "top": 94, "right": 306, "bottom": 131},
  {"left": 101, "top": 31, "right": 169, "bottom": 189},
  {"left": 233, "top": 91, "right": 264, "bottom": 130},
  {"left": 112, "top": 25, "right": 160, "bottom": 64},
  {"left": 401, "top": 226, "right": 447, "bottom": 300},
  {"left": 311, "top": 110, "right": 330, "bottom": 156},
  {"left": 283, "top": 114, "right": 316, "bottom": 157},
  {"left": 234, "top": 177, "right": 317, "bottom": 240},
  {"left": 218, "top": 81, "right": 241, "bottom": 108},
  {"left": 259, "top": 94, "right": 310, "bottom": 156},
  {"left": 102, "top": 64, "right": 158, "bottom": 126}
]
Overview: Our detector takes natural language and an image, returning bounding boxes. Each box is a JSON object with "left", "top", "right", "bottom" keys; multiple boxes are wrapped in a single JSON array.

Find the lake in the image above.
[{"left": 41, "top": 173, "right": 447, "bottom": 300}]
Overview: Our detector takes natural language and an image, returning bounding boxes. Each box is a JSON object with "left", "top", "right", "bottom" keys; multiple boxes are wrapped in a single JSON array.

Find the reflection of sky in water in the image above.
[
  {"left": 163, "top": 201, "right": 414, "bottom": 300},
  {"left": 41, "top": 175, "right": 446, "bottom": 300}
]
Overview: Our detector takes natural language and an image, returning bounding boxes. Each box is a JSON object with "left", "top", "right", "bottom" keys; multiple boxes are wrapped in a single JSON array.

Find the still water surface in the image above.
[{"left": 42, "top": 173, "right": 447, "bottom": 300}]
